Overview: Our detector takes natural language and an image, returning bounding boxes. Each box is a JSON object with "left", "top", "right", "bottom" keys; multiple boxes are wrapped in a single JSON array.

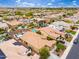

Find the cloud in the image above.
[
  {"left": 16, "top": 0, "right": 35, "bottom": 7},
  {"left": 16, "top": 0, "right": 45, "bottom": 7},
  {"left": 72, "top": 0, "right": 76, "bottom": 3},
  {"left": 16, "top": 0, "right": 21, "bottom": 3},
  {"left": 23, "top": 2, "right": 35, "bottom": 6},
  {"left": 72, "top": 0, "right": 77, "bottom": 6},
  {"left": 18, "top": 2, "right": 36, "bottom": 7},
  {"left": 47, "top": 3, "right": 52, "bottom": 5},
  {"left": 15, "top": 0, "right": 78, "bottom": 7}
]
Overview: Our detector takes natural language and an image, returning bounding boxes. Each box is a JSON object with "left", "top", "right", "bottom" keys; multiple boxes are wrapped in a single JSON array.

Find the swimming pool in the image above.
[
  {"left": 32, "top": 29, "right": 37, "bottom": 32},
  {"left": 0, "top": 49, "right": 6, "bottom": 59}
]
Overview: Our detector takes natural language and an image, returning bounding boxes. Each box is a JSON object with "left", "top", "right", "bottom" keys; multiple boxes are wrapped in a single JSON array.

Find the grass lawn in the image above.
[
  {"left": 56, "top": 42, "right": 66, "bottom": 52},
  {"left": 66, "top": 37, "right": 72, "bottom": 42},
  {"left": 55, "top": 42, "right": 66, "bottom": 56},
  {"left": 65, "top": 30, "right": 76, "bottom": 35},
  {"left": 64, "top": 20, "right": 73, "bottom": 23},
  {"left": 70, "top": 31, "right": 76, "bottom": 35}
]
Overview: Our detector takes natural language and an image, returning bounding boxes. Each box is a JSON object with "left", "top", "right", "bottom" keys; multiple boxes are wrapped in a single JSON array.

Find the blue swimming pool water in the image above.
[
  {"left": 32, "top": 29, "right": 37, "bottom": 32},
  {"left": 0, "top": 49, "right": 6, "bottom": 59}
]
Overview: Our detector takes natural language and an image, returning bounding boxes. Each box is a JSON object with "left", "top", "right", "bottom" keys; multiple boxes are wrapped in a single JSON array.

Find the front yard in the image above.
[
  {"left": 65, "top": 30, "right": 76, "bottom": 35},
  {"left": 55, "top": 42, "right": 66, "bottom": 56}
]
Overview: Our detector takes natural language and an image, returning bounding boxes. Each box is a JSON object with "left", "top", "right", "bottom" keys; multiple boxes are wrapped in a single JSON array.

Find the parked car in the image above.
[{"left": 73, "top": 39, "right": 79, "bottom": 44}]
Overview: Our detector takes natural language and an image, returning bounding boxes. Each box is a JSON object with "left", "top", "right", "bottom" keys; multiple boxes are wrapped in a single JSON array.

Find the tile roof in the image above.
[
  {"left": 6, "top": 20, "right": 23, "bottom": 26},
  {"left": 20, "top": 32, "right": 56, "bottom": 51},
  {"left": 38, "top": 27, "right": 65, "bottom": 39}
]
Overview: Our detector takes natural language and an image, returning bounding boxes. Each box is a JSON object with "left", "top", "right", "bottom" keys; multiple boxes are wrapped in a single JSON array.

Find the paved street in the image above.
[{"left": 66, "top": 34, "right": 79, "bottom": 59}]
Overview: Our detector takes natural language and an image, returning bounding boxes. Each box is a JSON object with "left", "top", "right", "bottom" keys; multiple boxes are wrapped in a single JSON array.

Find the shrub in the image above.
[
  {"left": 3, "top": 16, "right": 9, "bottom": 21},
  {"left": 56, "top": 42, "right": 66, "bottom": 52},
  {"left": 15, "top": 11, "right": 23, "bottom": 16},
  {"left": 0, "top": 28, "right": 5, "bottom": 34},
  {"left": 47, "top": 36, "right": 53, "bottom": 40},
  {"left": 65, "top": 30, "right": 76, "bottom": 35},
  {"left": 64, "top": 20, "right": 73, "bottom": 23},
  {"left": 36, "top": 30, "right": 42, "bottom": 35},
  {"left": 70, "top": 26, "right": 78, "bottom": 30},
  {"left": 39, "top": 47, "right": 50, "bottom": 59},
  {"left": 25, "top": 12, "right": 33, "bottom": 17}
]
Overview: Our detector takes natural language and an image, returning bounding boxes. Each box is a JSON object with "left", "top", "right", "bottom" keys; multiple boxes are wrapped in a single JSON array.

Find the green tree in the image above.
[
  {"left": 28, "top": 22, "right": 36, "bottom": 28},
  {"left": 39, "top": 47, "right": 50, "bottom": 59},
  {"left": 36, "top": 30, "right": 42, "bottom": 35},
  {"left": 0, "top": 28, "right": 5, "bottom": 34},
  {"left": 3, "top": 16, "right": 9, "bottom": 21},
  {"left": 15, "top": 11, "right": 23, "bottom": 16},
  {"left": 62, "top": 14, "right": 67, "bottom": 17},
  {"left": 25, "top": 12, "right": 33, "bottom": 16},
  {"left": 47, "top": 36, "right": 53, "bottom": 40},
  {"left": 67, "top": 12, "right": 73, "bottom": 16},
  {"left": 70, "top": 26, "right": 78, "bottom": 30},
  {"left": 64, "top": 20, "right": 73, "bottom": 23}
]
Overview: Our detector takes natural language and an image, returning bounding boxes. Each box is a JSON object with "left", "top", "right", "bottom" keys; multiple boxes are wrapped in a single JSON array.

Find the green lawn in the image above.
[
  {"left": 70, "top": 31, "right": 76, "bottom": 35},
  {"left": 66, "top": 37, "right": 72, "bottom": 42},
  {"left": 56, "top": 42, "right": 66, "bottom": 52},
  {"left": 64, "top": 20, "right": 73, "bottom": 23},
  {"left": 65, "top": 30, "right": 76, "bottom": 35}
]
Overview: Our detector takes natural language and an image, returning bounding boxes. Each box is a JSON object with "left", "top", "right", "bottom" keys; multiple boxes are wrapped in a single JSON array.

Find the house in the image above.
[
  {"left": 0, "top": 21, "right": 9, "bottom": 30},
  {"left": 49, "top": 21, "right": 72, "bottom": 31},
  {"left": 6, "top": 20, "right": 23, "bottom": 26},
  {"left": 34, "top": 17, "right": 51, "bottom": 23},
  {"left": 45, "top": 12, "right": 64, "bottom": 19},
  {"left": 20, "top": 32, "right": 56, "bottom": 53},
  {"left": 38, "top": 27, "right": 65, "bottom": 39},
  {"left": 64, "top": 12, "right": 79, "bottom": 23},
  {"left": 0, "top": 39, "right": 34, "bottom": 59},
  {"left": 19, "top": 18, "right": 33, "bottom": 24},
  {"left": 34, "top": 18, "right": 45, "bottom": 22}
]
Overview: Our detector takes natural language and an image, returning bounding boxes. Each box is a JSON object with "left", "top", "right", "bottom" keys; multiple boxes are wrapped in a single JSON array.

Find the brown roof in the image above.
[
  {"left": 0, "top": 39, "right": 31, "bottom": 59},
  {"left": 20, "top": 32, "right": 56, "bottom": 51},
  {"left": 38, "top": 27, "right": 65, "bottom": 39},
  {"left": 6, "top": 20, "right": 23, "bottom": 26}
]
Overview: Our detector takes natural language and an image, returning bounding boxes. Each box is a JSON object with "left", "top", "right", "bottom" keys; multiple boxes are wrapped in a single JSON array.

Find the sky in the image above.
[{"left": 0, "top": 0, "right": 79, "bottom": 7}]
